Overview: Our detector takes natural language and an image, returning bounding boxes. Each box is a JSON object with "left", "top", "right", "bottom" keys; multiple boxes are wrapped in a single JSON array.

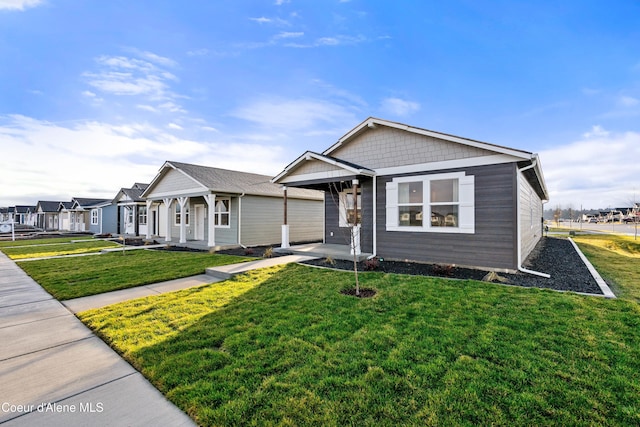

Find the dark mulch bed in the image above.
[
  {"left": 340, "top": 288, "right": 377, "bottom": 298},
  {"left": 150, "top": 245, "right": 207, "bottom": 253},
  {"left": 302, "top": 237, "right": 603, "bottom": 295},
  {"left": 216, "top": 245, "right": 285, "bottom": 258}
]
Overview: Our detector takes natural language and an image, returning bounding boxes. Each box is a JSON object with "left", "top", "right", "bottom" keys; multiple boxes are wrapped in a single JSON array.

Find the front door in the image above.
[{"left": 194, "top": 205, "right": 205, "bottom": 240}]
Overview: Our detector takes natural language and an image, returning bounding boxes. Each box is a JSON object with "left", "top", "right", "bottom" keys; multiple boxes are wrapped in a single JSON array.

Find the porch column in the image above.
[
  {"left": 281, "top": 186, "right": 290, "bottom": 248},
  {"left": 204, "top": 194, "right": 216, "bottom": 247},
  {"left": 163, "top": 197, "right": 173, "bottom": 242},
  {"left": 134, "top": 205, "right": 139, "bottom": 236},
  {"left": 351, "top": 179, "right": 361, "bottom": 256},
  {"left": 145, "top": 200, "right": 153, "bottom": 239},
  {"left": 177, "top": 196, "right": 188, "bottom": 244}
]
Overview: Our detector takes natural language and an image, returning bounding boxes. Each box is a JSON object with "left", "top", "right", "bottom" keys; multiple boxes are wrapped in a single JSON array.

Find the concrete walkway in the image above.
[{"left": 0, "top": 252, "right": 196, "bottom": 426}]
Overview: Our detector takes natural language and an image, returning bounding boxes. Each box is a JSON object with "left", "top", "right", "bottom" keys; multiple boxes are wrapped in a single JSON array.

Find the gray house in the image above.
[
  {"left": 273, "top": 117, "right": 549, "bottom": 273},
  {"left": 58, "top": 198, "right": 115, "bottom": 234},
  {"left": 141, "top": 161, "right": 323, "bottom": 248},
  {"left": 35, "top": 201, "right": 63, "bottom": 231},
  {"left": 113, "top": 183, "right": 149, "bottom": 236}
]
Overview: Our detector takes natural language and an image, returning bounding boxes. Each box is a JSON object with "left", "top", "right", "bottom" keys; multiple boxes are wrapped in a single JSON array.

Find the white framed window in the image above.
[
  {"left": 139, "top": 206, "right": 147, "bottom": 225},
  {"left": 91, "top": 209, "right": 99, "bottom": 225},
  {"left": 338, "top": 191, "right": 362, "bottom": 227},
  {"left": 175, "top": 203, "right": 190, "bottom": 225},
  {"left": 386, "top": 172, "right": 475, "bottom": 234},
  {"left": 126, "top": 207, "right": 134, "bottom": 224},
  {"left": 214, "top": 198, "right": 230, "bottom": 227}
]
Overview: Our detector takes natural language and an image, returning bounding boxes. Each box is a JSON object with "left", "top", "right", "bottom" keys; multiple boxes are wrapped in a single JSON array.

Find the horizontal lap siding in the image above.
[
  {"left": 376, "top": 163, "right": 518, "bottom": 270},
  {"left": 241, "top": 196, "right": 323, "bottom": 246},
  {"left": 519, "top": 173, "right": 543, "bottom": 260}
]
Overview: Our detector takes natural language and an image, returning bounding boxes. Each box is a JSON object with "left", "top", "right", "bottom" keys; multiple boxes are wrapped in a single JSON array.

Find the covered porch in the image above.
[{"left": 272, "top": 151, "right": 377, "bottom": 257}]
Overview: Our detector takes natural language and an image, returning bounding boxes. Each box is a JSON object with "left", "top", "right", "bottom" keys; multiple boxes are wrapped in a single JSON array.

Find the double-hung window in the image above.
[
  {"left": 175, "top": 203, "right": 190, "bottom": 225},
  {"left": 386, "top": 172, "right": 475, "bottom": 233},
  {"left": 214, "top": 198, "right": 230, "bottom": 227},
  {"left": 139, "top": 206, "right": 147, "bottom": 225}
]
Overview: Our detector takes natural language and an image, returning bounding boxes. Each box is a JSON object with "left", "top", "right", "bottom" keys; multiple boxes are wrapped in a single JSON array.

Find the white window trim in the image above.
[
  {"left": 139, "top": 206, "right": 148, "bottom": 226},
  {"left": 214, "top": 197, "right": 231, "bottom": 229},
  {"left": 386, "top": 171, "right": 475, "bottom": 234},
  {"left": 174, "top": 203, "right": 190, "bottom": 226},
  {"left": 91, "top": 209, "right": 99, "bottom": 225}
]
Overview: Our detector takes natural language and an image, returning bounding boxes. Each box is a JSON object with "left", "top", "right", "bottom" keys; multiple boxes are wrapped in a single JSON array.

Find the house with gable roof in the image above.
[
  {"left": 58, "top": 198, "right": 115, "bottom": 234},
  {"left": 112, "top": 183, "right": 150, "bottom": 236},
  {"left": 141, "top": 161, "right": 323, "bottom": 248},
  {"left": 35, "top": 201, "right": 64, "bottom": 231},
  {"left": 272, "top": 117, "right": 549, "bottom": 273}
]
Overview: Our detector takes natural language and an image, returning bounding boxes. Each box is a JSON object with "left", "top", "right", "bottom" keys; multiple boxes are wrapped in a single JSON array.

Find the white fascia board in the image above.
[
  {"left": 278, "top": 169, "right": 360, "bottom": 184},
  {"left": 531, "top": 154, "right": 550, "bottom": 201},
  {"left": 374, "top": 153, "right": 519, "bottom": 176},
  {"left": 273, "top": 151, "right": 373, "bottom": 184}
]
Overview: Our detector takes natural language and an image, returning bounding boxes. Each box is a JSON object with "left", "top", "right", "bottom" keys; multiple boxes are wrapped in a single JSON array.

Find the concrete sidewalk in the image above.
[
  {"left": 0, "top": 252, "right": 195, "bottom": 426},
  {"left": 63, "top": 274, "right": 218, "bottom": 313}
]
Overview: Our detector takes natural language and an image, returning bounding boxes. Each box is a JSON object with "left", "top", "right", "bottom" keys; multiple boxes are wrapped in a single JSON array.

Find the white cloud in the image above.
[
  {"left": 380, "top": 97, "right": 420, "bottom": 116},
  {"left": 249, "top": 16, "right": 271, "bottom": 24},
  {"left": 167, "top": 123, "right": 183, "bottom": 130},
  {"left": 274, "top": 31, "right": 304, "bottom": 40},
  {"left": 582, "top": 125, "right": 609, "bottom": 138},
  {"left": 0, "top": 115, "right": 288, "bottom": 206},
  {"left": 186, "top": 48, "right": 209, "bottom": 57},
  {"left": 619, "top": 95, "right": 639, "bottom": 107},
  {"left": 230, "top": 97, "right": 358, "bottom": 134},
  {"left": 0, "top": 0, "right": 43, "bottom": 11},
  {"left": 84, "top": 55, "right": 176, "bottom": 97},
  {"left": 540, "top": 128, "right": 640, "bottom": 208}
]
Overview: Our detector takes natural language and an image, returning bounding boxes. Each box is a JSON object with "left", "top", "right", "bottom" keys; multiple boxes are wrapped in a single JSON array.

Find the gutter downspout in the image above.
[
  {"left": 237, "top": 193, "right": 246, "bottom": 248},
  {"left": 367, "top": 175, "right": 378, "bottom": 260},
  {"left": 517, "top": 159, "right": 550, "bottom": 278}
]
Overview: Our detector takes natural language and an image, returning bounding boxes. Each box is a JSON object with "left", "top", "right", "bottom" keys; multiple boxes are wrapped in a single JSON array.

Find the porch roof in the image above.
[{"left": 271, "top": 151, "right": 375, "bottom": 187}]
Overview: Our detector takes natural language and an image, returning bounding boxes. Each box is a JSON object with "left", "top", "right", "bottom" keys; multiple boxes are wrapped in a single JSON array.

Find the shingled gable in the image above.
[{"left": 142, "top": 161, "right": 322, "bottom": 200}]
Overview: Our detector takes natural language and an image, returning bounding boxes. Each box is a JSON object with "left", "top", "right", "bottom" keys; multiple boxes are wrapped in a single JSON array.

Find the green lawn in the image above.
[
  {"left": 0, "top": 236, "right": 96, "bottom": 247},
  {"left": 79, "top": 262, "right": 640, "bottom": 426},
  {"left": 1, "top": 239, "right": 121, "bottom": 260},
  {"left": 573, "top": 234, "right": 640, "bottom": 302},
  {"left": 18, "top": 250, "right": 253, "bottom": 300}
]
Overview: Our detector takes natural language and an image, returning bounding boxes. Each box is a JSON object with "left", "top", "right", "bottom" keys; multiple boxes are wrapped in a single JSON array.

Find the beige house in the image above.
[{"left": 142, "top": 161, "right": 323, "bottom": 248}]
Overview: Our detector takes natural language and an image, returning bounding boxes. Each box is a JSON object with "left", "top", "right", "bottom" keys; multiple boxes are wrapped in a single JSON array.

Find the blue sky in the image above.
[{"left": 1, "top": 0, "right": 639, "bottom": 209}]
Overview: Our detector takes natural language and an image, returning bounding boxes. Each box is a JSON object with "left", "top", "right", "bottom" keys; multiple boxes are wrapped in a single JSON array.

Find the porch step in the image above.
[{"left": 206, "top": 255, "right": 318, "bottom": 280}]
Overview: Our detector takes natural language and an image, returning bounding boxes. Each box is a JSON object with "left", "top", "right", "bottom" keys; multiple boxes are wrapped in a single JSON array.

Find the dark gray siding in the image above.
[
  {"left": 376, "top": 163, "right": 518, "bottom": 270},
  {"left": 324, "top": 178, "right": 374, "bottom": 253}
]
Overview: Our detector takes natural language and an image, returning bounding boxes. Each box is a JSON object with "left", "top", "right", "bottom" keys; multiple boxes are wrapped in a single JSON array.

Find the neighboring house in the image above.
[
  {"left": 13, "top": 206, "right": 37, "bottom": 226},
  {"left": 141, "top": 161, "right": 323, "bottom": 248},
  {"left": 58, "top": 198, "right": 114, "bottom": 233},
  {"left": 112, "top": 183, "right": 149, "bottom": 236},
  {"left": 272, "top": 117, "right": 549, "bottom": 273},
  {"left": 0, "top": 207, "right": 13, "bottom": 223},
  {"left": 35, "top": 201, "right": 64, "bottom": 231}
]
